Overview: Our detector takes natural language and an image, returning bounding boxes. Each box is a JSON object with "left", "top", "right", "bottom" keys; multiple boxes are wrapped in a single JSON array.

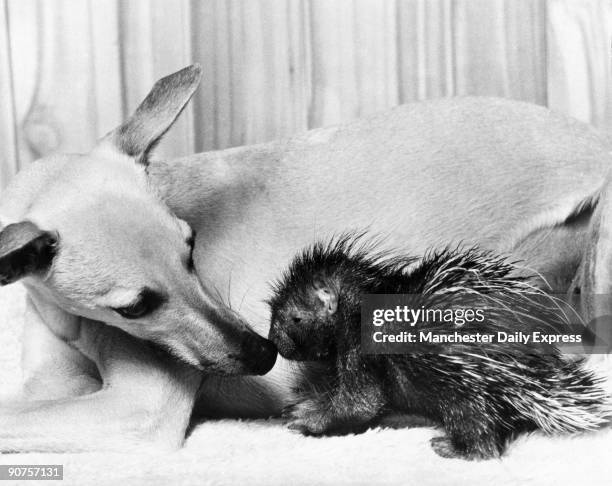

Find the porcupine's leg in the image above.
[
  {"left": 285, "top": 354, "right": 385, "bottom": 435},
  {"left": 430, "top": 399, "right": 509, "bottom": 460}
]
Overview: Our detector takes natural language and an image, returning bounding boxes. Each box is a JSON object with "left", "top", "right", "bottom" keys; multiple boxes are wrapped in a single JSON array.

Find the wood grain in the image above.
[
  {"left": 547, "top": 0, "right": 612, "bottom": 130},
  {"left": 0, "top": 0, "right": 610, "bottom": 190},
  {"left": 0, "top": 0, "right": 19, "bottom": 188}
]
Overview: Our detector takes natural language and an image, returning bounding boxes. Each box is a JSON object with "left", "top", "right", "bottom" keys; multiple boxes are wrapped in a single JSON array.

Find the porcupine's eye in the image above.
[{"left": 292, "top": 315, "right": 302, "bottom": 325}]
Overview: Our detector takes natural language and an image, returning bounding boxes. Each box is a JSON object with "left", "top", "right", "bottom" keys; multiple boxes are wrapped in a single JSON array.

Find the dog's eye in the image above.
[
  {"left": 185, "top": 233, "right": 196, "bottom": 271},
  {"left": 113, "top": 289, "right": 165, "bottom": 319},
  {"left": 115, "top": 300, "right": 149, "bottom": 319}
]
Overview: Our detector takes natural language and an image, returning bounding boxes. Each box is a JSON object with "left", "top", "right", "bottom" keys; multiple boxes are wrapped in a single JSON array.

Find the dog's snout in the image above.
[{"left": 239, "top": 333, "right": 278, "bottom": 375}]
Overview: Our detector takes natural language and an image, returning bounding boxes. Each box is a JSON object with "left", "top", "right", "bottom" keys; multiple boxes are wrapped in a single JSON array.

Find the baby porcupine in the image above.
[{"left": 267, "top": 237, "right": 609, "bottom": 460}]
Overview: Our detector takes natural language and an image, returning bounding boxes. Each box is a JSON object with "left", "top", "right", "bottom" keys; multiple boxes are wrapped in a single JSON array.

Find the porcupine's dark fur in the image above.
[{"left": 267, "top": 235, "right": 609, "bottom": 460}]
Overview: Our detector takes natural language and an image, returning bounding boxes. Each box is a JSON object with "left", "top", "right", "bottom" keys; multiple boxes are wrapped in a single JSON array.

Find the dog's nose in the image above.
[{"left": 240, "top": 333, "right": 278, "bottom": 375}]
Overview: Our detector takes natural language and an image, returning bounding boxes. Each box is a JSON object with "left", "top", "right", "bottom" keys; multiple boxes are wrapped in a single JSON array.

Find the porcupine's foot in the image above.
[
  {"left": 430, "top": 435, "right": 502, "bottom": 461},
  {"left": 283, "top": 399, "right": 334, "bottom": 435},
  {"left": 430, "top": 437, "right": 460, "bottom": 459},
  {"left": 283, "top": 398, "right": 376, "bottom": 436}
]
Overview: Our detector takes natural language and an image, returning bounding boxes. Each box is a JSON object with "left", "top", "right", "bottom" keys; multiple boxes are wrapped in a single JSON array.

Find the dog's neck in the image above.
[{"left": 147, "top": 142, "right": 277, "bottom": 232}]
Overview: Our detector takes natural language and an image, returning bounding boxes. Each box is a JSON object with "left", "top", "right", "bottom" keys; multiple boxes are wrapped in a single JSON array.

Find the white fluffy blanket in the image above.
[{"left": 1, "top": 284, "right": 611, "bottom": 486}]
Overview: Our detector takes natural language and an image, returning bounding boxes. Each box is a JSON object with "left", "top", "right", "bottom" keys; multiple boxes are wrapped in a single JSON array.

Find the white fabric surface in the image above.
[{"left": 0, "top": 284, "right": 611, "bottom": 486}]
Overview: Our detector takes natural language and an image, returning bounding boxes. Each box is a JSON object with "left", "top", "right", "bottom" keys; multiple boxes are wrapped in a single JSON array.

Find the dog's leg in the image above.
[
  {"left": 0, "top": 320, "right": 202, "bottom": 453},
  {"left": 19, "top": 296, "right": 102, "bottom": 401}
]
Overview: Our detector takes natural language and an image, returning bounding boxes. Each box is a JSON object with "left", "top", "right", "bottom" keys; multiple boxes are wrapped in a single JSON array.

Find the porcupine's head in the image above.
[{"left": 267, "top": 235, "right": 417, "bottom": 361}]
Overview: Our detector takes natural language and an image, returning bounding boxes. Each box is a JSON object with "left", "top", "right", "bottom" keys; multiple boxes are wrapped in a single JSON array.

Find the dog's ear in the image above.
[
  {"left": 101, "top": 64, "right": 202, "bottom": 165},
  {"left": 0, "top": 221, "right": 58, "bottom": 285}
]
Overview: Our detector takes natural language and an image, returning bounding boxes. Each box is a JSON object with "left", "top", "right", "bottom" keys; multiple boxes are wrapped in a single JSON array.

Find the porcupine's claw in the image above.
[
  {"left": 430, "top": 437, "right": 462, "bottom": 459},
  {"left": 282, "top": 398, "right": 336, "bottom": 435},
  {"left": 430, "top": 436, "right": 501, "bottom": 461},
  {"left": 281, "top": 403, "right": 297, "bottom": 420},
  {"left": 287, "top": 418, "right": 324, "bottom": 436}
]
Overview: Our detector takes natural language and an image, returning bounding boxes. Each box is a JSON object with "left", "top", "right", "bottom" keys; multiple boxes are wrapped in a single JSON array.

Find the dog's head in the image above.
[{"left": 0, "top": 65, "right": 276, "bottom": 375}]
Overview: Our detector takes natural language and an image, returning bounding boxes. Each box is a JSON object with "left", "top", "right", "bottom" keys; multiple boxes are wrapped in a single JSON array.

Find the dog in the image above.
[{"left": 0, "top": 64, "right": 611, "bottom": 452}]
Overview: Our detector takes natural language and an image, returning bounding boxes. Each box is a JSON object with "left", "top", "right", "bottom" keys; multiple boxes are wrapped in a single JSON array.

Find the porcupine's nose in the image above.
[{"left": 268, "top": 323, "right": 302, "bottom": 359}]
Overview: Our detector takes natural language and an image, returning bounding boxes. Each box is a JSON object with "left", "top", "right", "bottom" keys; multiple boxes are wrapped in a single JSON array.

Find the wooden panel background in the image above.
[{"left": 0, "top": 0, "right": 611, "bottom": 189}]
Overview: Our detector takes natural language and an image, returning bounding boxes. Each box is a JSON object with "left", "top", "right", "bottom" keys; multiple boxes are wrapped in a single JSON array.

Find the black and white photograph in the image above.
[{"left": 0, "top": 0, "right": 612, "bottom": 484}]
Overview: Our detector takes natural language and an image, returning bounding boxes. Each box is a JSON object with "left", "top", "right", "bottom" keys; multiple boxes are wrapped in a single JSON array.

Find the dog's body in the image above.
[
  {"left": 156, "top": 96, "right": 611, "bottom": 417},
  {"left": 1, "top": 66, "right": 611, "bottom": 450}
]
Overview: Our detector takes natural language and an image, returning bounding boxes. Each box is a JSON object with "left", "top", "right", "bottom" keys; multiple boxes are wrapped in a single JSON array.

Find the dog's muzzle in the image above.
[{"left": 238, "top": 332, "right": 278, "bottom": 375}]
